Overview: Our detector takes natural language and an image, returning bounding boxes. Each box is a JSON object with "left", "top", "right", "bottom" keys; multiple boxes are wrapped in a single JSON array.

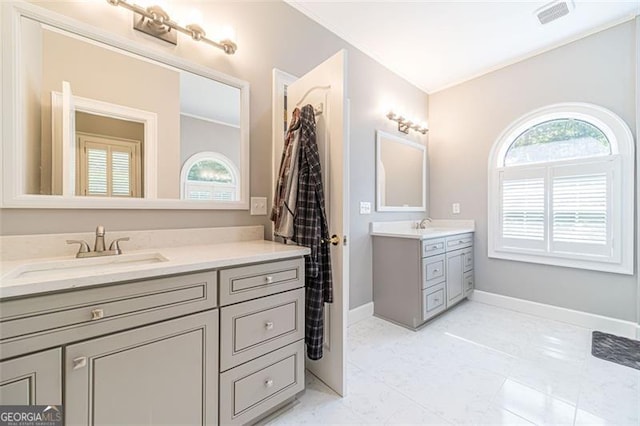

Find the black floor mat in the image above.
[{"left": 591, "top": 331, "right": 640, "bottom": 370}]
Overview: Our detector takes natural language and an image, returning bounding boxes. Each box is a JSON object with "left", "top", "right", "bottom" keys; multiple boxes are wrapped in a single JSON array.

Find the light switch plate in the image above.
[
  {"left": 251, "top": 197, "right": 267, "bottom": 215},
  {"left": 452, "top": 203, "right": 461, "bottom": 214},
  {"left": 360, "top": 201, "right": 372, "bottom": 215}
]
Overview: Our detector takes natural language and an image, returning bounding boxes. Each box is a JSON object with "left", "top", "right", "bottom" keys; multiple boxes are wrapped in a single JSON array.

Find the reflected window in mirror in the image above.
[
  {"left": 77, "top": 131, "right": 142, "bottom": 198},
  {"left": 181, "top": 152, "right": 239, "bottom": 201}
]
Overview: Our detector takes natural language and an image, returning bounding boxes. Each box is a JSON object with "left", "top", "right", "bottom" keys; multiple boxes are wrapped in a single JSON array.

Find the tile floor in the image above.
[{"left": 268, "top": 300, "right": 640, "bottom": 425}]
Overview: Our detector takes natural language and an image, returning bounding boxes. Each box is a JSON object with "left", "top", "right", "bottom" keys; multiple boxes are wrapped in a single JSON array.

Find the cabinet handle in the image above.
[
  {"left": 431, "top": 245, "right": 439, "bottom": 250},
  {"left": 264, "top": 378, "right": 274, "bottom": 388},
  {"left": 265, "top": 276, "right": 274, "bottom": 284},
  {"left": 433, "top": 268, "right": 439, "bottom": 273},
  {"left": 72, "top": 357, "right": 87, "bottom": 370},
  {"left": 434, "top": 298, "right": 440, "bottom": 303},
  {"left": 91, "top": 309, "right": 104, "bottom": 320},
  {"left": 459, "top": 240, "right": 465, "bottom": 244},
  {"left": 265, "top": 321, "right": 274, "bottom": 330}
]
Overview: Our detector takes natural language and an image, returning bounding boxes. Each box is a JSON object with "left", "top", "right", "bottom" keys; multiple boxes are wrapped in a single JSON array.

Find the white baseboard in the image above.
[
  {"left": 348, "top": 302, "right": 374, "bottom": 327},
  {"left": 469, "top": 290, "right": 639, "bottom": 339}
]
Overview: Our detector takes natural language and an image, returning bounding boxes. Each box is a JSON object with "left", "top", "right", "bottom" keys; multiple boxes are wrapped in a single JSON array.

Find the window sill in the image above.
[{"left": 488, "top": 249, "right": 633, "bottom": 275}]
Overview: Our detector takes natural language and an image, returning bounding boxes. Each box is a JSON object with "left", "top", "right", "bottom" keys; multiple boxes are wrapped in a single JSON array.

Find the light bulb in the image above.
[{"left": 214, "top": 25, "right": 236, "bottom": 42}]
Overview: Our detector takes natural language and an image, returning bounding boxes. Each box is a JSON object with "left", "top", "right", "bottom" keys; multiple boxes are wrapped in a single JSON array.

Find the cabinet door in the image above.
[
  {"left": 65, "top": 310, "right": 218, "bottom": 425},
  {"left": 0, "top": 348, "right": 61, "bottom": 405},
  {"left": 446, "top": 250, "right": 465, "bottom": 307}
]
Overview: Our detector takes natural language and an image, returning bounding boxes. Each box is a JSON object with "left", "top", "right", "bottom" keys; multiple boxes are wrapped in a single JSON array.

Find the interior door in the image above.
[{"left": 284, "top": 50, "right": 349, "bottom": 396}]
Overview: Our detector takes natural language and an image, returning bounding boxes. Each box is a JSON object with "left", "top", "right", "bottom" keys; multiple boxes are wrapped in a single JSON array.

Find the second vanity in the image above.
[
  {"left": 371, "top": 220, "right": 475, "bottom": 330},
  {"left": 0, "top": 226, "right": 308, "bottom": 425}
]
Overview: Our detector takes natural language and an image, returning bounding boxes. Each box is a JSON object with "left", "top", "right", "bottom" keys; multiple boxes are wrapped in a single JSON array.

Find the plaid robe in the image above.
[{"left": 293, "top": 104, "right": 333, "bottom": 360}]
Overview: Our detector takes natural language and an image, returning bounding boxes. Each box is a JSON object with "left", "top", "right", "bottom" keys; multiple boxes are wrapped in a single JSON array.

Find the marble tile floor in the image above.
[{"left": 268, "top": 300, "right": 640, "bottom": 425}]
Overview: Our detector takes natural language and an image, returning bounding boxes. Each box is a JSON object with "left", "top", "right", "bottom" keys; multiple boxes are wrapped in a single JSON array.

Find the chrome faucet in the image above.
[
  {"left": 418, "top": 217, "right": 433, "bottom": 229},
  {"left": 67, "top": 225, "right": 130, "bottom": 258}
]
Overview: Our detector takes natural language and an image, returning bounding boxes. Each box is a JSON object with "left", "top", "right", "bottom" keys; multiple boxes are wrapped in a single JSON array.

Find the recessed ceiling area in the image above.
[{"left": 286, "top": 1, "right": 640, "bottom": 93}]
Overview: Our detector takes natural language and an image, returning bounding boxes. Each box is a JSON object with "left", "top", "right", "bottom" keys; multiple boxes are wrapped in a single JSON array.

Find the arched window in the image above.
[
  {"left": 488, "top": 103, "right": 634, "bottom": 274},
  {"left": 180, "top": 152, "right": 239, "bottom": 201}
]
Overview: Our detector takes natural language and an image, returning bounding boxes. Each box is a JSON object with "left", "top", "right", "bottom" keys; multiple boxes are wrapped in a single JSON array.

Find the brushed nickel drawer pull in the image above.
[
  {"left": 265, "top": 321, "right": 274, "bottom": 330},
  {"left": 430, "top": 245, "right": 439, "bottom": 250},
  {"left": 265, "top": 276, "right": 274, "bottom": 284},
  {"left": 433, "top": 268, "right": 439, "bottom": 273},
  {"left": 72, "top": 357, "right": 87, "bottom": 370},
  {"left": 91, "top": 309, "right": 104, "bottom": 320},
  {"left": 264, "top": 378, "right": 274, "bottom": 388}
]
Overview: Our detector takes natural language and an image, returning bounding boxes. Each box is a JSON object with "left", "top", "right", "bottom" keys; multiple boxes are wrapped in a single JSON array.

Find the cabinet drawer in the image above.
[
  {"left": 220, "top": 340, "right": 305, "bottom": 425},
  {"left": 220, "top": 288, "right": 304, "bottom": 371},
  {"left": 463, "top": 247, "right": 473, "bottom": 272},
  {"left": 446, "top": 233, "right": 473, "bottom": 250},
  {"left": 422, "top": 238, "right": 445, "bottom": 257},
  {"left": 422, "top": 283, "right": 446, "bottom": 321},
  {"left": 219, "top": 258, "right": 304, "bottom": 306},
  {"left": 464, "top": 271, "right": 474, "bottom": 294},
  {"left": 422, "top": 254, "right": 445, "bottom": 289},
  {"left": 0, "top": 272, "right": 217, "bottom": 344}
]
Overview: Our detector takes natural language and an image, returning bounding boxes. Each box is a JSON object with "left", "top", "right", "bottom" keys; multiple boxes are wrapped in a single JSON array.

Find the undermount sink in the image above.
[{"left": 3, "top": 252, "right": 169, "bottom": 280}]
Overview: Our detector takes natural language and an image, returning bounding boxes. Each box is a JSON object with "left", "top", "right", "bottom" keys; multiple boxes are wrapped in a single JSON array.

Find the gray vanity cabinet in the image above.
[
  {"left": 373, "top": 232, "right": 474, "bottom": 330},
  {"left": 0, "top": 348, "right": 62, "bottom": 405},
  {"left": 218, "top": 258, "right": 306, "bottom": 425},
  {"left": 65, "top": 310, "right": 218, "bottom": 425}
]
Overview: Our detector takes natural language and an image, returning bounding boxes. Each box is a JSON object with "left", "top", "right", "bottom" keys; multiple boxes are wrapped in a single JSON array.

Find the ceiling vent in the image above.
[{"left": 535, "top": 1, "right": 575, "bottom": 25}]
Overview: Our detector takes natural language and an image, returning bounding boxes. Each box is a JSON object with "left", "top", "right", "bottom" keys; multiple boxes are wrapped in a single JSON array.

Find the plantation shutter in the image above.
[
  {"left": 111, "top": 149, "right": 132, "bottom": 197},
  {"left": 498, "top": 168, "right": 546, "bottom": 251},
  {"left": 86, "top": 148, "right": 108, "bottom": 195},
  {"left": 550, "top": 161, "right": 613, "bottom": 257}
]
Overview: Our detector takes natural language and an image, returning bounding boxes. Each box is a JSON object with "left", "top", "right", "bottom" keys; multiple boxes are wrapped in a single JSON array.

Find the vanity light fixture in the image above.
[
  {"left": 386, "top": 111, "right": 428, "bottom": 135},
  {"left": 106, "top": 0, "right": 237, "bottom": 54}
]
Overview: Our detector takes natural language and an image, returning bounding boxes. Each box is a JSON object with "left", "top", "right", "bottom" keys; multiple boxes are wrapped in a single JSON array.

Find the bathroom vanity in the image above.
[
  {"left": 0, "top": 226, "right": 308, "bottom": 425},
  {"left": 371, "top": 221, "right": 475, "bottom": 329}
]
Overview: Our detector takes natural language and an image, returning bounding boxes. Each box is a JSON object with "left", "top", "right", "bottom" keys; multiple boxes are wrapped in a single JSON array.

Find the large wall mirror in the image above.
[
  {"left": 2, "top": 2, "right": 250, "bottom": 209},
  {"left": 376, "top": 130, "right": 427, "bottom": 212}
]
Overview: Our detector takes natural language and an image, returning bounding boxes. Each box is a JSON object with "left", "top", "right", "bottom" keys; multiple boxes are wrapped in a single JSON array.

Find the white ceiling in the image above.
[
  {"left": 287, "top": 1, "right": 640, "bottom": 93},
  {"left": 180, "top": 71, "right": 241, "bottom": 126}
]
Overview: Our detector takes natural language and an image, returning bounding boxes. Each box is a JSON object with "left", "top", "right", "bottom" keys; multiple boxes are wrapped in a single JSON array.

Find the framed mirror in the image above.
[
  {"left": 376, "top": 130, "right": 427, "bottom": 212},
  {"left": 1, "top": 2, "right": 250, "bottom": 209}
]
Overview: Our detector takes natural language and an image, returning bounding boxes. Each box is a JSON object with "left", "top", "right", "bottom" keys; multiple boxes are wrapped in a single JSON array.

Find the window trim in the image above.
[
  {"left": 488, "top": 102, "right": 634, "bottom": 275},
  {"left": 180, "top": 152, "right": 240, "bottom": 201}
]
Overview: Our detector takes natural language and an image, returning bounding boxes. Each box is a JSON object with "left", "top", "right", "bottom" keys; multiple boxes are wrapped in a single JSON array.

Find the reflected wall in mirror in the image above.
[
  {"left": 376, "top": 130, "right": 427, "bottom": 212},
  {"left": 4, "top": 2, "right": 249, "bottom": 209}
]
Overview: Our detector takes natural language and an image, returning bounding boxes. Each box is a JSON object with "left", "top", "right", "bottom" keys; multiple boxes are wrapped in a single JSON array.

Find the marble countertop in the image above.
[
  {"left": 370, "top": 220, "right": 475, "bottom": 240},
  {"left": 0, "top": 240, "right": 310, "bottom": 299}
]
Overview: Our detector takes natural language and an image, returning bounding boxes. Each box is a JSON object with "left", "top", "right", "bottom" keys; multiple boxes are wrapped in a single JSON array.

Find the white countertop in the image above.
[
  {"left": 370, "top": 220, "right": 475, "bottom": 240},
  {"left": 0, "top": 240, "right": 309, "bottom": 299}
]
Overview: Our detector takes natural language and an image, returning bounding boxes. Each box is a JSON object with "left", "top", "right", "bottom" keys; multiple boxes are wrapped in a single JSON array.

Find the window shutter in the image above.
[
  {"left": 552, "top": 173, "right": 607, "bottom": 245},
  {"left": 111, "top": 150, "right": 132, "bottom": 196},
  {"left": 87, "top": 148, "right": 108, "bottom": 195},
  {"left": 499, "top": 168, "right": 546, "bottom": 251},
  {"left": 550, "top": 161, "right": 613, "bottom": 257}
]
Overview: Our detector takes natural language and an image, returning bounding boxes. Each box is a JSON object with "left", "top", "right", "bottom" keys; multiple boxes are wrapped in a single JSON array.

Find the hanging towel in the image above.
[
  {"left": 293, "top": 104, "right": 333, "bottom": 360},
  {"left": 271, "top": 108, "right": 301, "bottom": 239}
]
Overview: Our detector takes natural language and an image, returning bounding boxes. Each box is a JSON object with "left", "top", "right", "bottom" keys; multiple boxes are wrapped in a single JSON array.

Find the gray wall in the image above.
[
  {"left": 180, "top": 116, "right": 240, "bottom": 168},
  {"left": 1, "top": 1, "right": 429, "bottom": 310},
  {"left": 428, "top": 20, "right": 638, "bottom": 321}
]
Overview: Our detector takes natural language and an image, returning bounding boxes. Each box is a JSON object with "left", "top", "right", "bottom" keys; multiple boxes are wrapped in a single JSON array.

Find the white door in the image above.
[{"left": 284, "top": 50, "right": 349, "bottom": 396}]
